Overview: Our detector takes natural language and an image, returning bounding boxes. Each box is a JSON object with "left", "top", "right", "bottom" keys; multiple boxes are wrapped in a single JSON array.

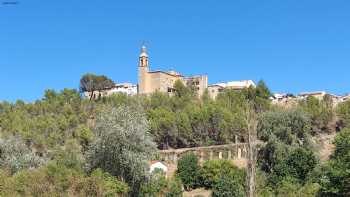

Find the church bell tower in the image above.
[{"left": 138, "top": 45, "right": 149, "bottom": 94}]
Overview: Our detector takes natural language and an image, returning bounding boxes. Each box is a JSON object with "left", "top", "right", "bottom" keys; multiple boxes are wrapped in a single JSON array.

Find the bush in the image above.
[
  {"left": 141, "top": 169, "right": 168, "bottom": 196},
  {"left": 176, "top": 153, "right": 202, "bottom": 190},
  {"left": 165, "top": 178, "right": 183, "bottom": 197},
  {"left": 0, "top": 136, "right": 46, "bottom": 174},
  {"left": 0, "top": 164, "right": 129, "bottom": 197},
  {"left": 85, "top": 169, "right": 129, "bottom": 196},
  {"left": 282, "top": 148, "right": 317, "bottom": 183},
  {"left": 212, "top": 173, "right": 245, "bottom": 197},
  {"left": 201, "top": 160, "right": 245, "bottom": 189},
  {"left": 336, "top": 100, "right": 350, "bottom": 129},
  {"left": 318, "top": 128, "right": 350, "bottom": 196}
]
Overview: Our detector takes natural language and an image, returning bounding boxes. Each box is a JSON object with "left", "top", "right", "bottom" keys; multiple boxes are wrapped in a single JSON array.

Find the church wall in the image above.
[{"left": 147, "top": 72, "right": 182, "bottom": 93}]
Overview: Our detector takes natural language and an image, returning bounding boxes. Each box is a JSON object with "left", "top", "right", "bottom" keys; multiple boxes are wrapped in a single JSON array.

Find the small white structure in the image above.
[
  {"left": 84, "top": 82, "right": 137, "bottom": 99},
  {"left": 109, "top": 83, "right": 137, "bottom": 96},
  {"left": 298, "top": 91, "right": 327, "bottom": 100},
  {"left": 213, "top": 80, "right": 256, "bottom": 90},
  {"left": 149, "top": 161, "right": 168, "bottom": 174}
]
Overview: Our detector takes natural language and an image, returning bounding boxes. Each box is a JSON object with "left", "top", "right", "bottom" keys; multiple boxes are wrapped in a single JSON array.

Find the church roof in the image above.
[{"left": 148, "top": 70, "right": 183, "bottom": 77}]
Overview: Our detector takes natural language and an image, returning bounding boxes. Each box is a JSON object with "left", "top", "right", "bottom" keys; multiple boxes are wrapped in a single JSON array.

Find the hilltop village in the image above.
[
  {"left": 1, "top": 46, "right": 350, "bottom": 196},
  {"left": 84, "top": 45, "right": 350, "bottom": 105}
]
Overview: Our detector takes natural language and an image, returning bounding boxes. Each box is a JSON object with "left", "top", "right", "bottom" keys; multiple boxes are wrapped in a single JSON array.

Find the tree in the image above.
[
  {"left": 176, "top": 153, "right": 202, "bottom": 191},
  {"left": 271, "top": 148, "right": 317, "bottom": 185},
  {"left": 148, "top": 107, "right": 178, "bottom": 149},
  {"left": 242, "top": 80, "right": 271, "bottom": 112},
  {"left": 245, "top": 103, "right": 258, "bottom": 197},
  {"left": 258, "top": 109, "right": 311, "bottom": 145},
  {"left": 283, "top": 148, "right": 317, "bottom": 183},
  {"left": 258, "top": 139, "right": 291, "bottom": 175},
  {"left": 299, "top": 96, "right": 335, "bottom": 134},
  {"left": 318, "top": 128, "right": 350, "bottom": 196},
  {"left": 173, "top": 80, "right": 194, "bottom": 99},
  {"left": 79, "top": 73, "right": 115, "bottom": 100},
  {"left": 86, "top": 105, "right": 157, "bottom": 196},
  {"left": 255, "top": 80, "right": 271, "bottom": 100},
  {"left": 337, "top": 100, "right": 350, "bottom": 129}
]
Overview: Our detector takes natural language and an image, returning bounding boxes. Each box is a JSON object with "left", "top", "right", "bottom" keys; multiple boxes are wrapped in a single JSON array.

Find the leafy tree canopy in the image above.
[
  {"left": 86, "top": 105, "right": 157, "bottom": 196},
  {"left": 79, "top": 73, "right": 115, "bottom": 100}
]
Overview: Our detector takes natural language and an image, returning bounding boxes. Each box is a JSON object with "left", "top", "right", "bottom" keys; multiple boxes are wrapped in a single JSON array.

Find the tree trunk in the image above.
[
  {"left": 89, "top": 91, "right": 94, "bottom": 100},
  {"left": 246, "top": 104, "right": 257, "bottom": 197}
]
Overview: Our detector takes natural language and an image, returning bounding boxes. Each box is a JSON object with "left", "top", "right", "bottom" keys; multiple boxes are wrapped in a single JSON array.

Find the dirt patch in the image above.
[
  {"left": 183, "top": 188, "right": 212, "bottom": 197},
  {"left": 232, "top": 158, "right": 248, "bottom": 168},
  {"left": 316, "top": 133, "right": 336, "bottom": 162}
]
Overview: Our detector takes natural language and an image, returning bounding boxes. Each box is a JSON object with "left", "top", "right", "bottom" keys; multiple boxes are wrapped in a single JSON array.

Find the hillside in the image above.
[{"left": 0, "top": 81, "right": 349, "bottom": 196}]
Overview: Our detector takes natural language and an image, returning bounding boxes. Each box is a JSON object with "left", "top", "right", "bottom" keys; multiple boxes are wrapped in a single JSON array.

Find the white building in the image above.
[
  {"left": 109, "top": 83, "right": 137, "bottom": 96},
  {"left": 149, "top": 161, "right": 168, "bottom": 174},
  {"left": 208, "top": 80, "right": 256, "bottom": 99},
  {"left": 84, "top": 83, "right": 137, "bottom": 99}
]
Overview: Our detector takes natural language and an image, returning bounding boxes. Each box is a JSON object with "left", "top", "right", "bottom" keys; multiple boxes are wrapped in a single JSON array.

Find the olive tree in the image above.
[{"left": 86, "top": 105, "right": 157, "bottom": 196}]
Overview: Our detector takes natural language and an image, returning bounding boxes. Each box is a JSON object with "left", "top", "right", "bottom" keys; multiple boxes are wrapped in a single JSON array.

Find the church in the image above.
[
  {"left": 138, "top": 45, "right": 208, "bottom": 97},
  {"left": 137, "top": 45, "right": 255, "bottom": 98},
  {"left": 84, "top": 45, "right": 255, "bottom": 99}
]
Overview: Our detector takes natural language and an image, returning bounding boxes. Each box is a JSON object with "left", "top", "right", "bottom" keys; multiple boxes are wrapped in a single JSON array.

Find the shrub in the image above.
[
  {"left": 201, "top": 159, "right": 245, "bottom": 189},
  {"left": 141, "top": 169, "right": 168, "bottom": 196},
  {"left": 0, "top": 136, "right": 46, "bottom": 174},
  {"left": 318, "top": 128, "right": 350, "bottom": 196},
  {"left": 212, "top": 173, "right": 245, "bottom": 197},
  {"left": 176, "top": 153, "right": 202, "bottom": 190},
  {"left": 165, "top": 178, "right": 183, "bottom": 197}
]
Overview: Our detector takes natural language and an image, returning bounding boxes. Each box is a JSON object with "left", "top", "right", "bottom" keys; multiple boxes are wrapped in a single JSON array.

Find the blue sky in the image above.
[{"left": 1, "top": 0, "right": 349, "bottom": 102}]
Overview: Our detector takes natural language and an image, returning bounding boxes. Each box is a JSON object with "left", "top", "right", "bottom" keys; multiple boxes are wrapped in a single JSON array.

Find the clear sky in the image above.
[{"left": 1, "top": 0, "right": 349, "bottom": 102}]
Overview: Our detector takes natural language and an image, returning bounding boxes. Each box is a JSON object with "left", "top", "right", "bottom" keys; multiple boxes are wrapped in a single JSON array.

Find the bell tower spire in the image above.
[{"left": 139, "top": 45, "right": 149, "bottom": 68}]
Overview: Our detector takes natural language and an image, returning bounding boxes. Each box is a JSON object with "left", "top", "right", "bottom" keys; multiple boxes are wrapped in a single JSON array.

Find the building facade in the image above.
[{"left": 138, "top": 45, "right": 208, "bottom": 97}]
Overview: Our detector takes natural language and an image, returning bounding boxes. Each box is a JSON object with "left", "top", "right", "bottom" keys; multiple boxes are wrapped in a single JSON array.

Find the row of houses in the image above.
[{"left": 270, "top": 91, "right": 350, "bottom": 106}]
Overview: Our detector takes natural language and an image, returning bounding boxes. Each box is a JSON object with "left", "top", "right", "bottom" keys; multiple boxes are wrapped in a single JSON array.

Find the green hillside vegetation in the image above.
[{"left": 0, "top": 76, "right": 349, "bottom": 196}]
